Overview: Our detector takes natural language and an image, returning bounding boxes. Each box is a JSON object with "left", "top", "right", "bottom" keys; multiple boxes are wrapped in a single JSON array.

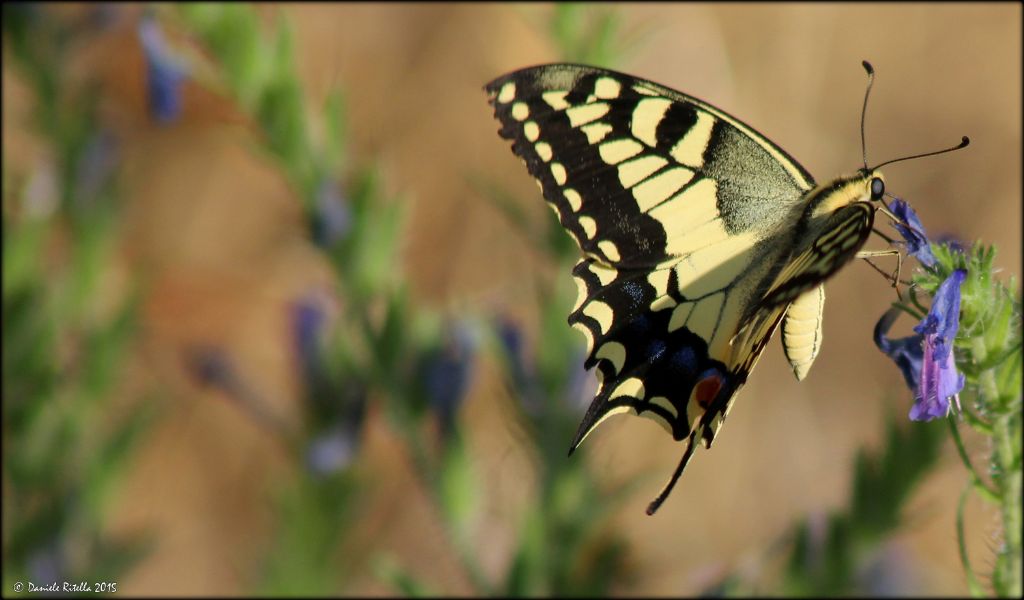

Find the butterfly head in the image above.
[{"left": 807, "top": 169, "right": 884, "bottom": 219}]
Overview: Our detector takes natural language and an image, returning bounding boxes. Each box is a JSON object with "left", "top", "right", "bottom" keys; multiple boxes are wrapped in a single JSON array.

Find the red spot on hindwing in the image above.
[{"left": 694, "top": 372, "right": 724, "bottom": 409}]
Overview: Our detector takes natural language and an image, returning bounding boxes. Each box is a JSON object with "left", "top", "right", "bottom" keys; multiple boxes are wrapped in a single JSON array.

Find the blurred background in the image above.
[{"left": 2, "top": 3, "right": 1020, "bottom": 596}]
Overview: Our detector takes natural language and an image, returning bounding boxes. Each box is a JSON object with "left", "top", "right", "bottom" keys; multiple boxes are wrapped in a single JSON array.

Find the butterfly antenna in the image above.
[
  {"left": 860, "top": 60, "right": 875, "bottom": 170},
  {"left": 871, "top": 136, "right": 971, "bottom": 170}
]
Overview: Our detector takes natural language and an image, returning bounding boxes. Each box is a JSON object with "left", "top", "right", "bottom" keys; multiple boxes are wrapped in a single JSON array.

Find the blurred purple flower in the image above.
[
  {"left": 312, "top": 179, "right": 352, "bottom": 247},
  {"left": 495, "top": 315, "right": 541, "bottom": 414},
  {"left": 27, "top": 540, "right": 66, "bottom": 584},
  {"left": 186, "top": 345, "right": 235, "bottom": 389},
  {"left": 887, "top": 199, "right": 936, "bottom": 268},
  {"left": 422, "top": 320, "right": 478, "bottom": 439},
  {"left": 496, "top": 315, "right": 590, "bottom": 416},
  {"left": 290, "top": 294, "right": 366, "bottom": 474},
  {"left": 306, "top": 424, "right": 358, "bottom": 476},
  {"left": 858, "top": 543, "right": 920, "bottom": 595},
  {"left": 137, "top": 16, "right": 186, "bottom": 124},
  {"left": 292, "top": 296, "right": 327, "bottom": 384},
  {"left": 185, "top": 345, "right": 291, "bottom": 435},
  {"left": 74, "top": 130, "right": 119, "bottom": 207},
  {"left": 563, "top": 349, "right": 596, "bottom": 414},
  {"left": 875, "top": 270, "right": 966, "bottom": 421}
]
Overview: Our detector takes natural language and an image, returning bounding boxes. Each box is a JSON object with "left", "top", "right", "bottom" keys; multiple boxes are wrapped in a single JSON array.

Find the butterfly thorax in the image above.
[{"left": 804, "top": 170, "right": 882, "bottom": 221}]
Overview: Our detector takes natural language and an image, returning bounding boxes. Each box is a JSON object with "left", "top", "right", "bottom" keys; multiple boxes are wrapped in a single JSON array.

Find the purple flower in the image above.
[
  {"left": 422, "top": 321, "right": 477, "bottom": 439},
  {"left": 290, "top": 294, "right": 366, "bottom": 474},
  {"left": 935, "top": 233, "right": 968, "bottom": 255},
  {"left": 291, "top": 296, "right": 327, "bottom": 383},
  {"left": 74, "top": 130, "right": 119, "bottom": 208},
  {"left": 874, "top": 307, "right": 924, "bottom": 392},
  {"left": 887, "top": 199, "right": 936, "bottom": 268},
  {"left": 306, "top": 424, "right": 358, "bottom": 476},
  {"left": 495, "top": 316, "right": 542, "bottom": 414},
  {"left": 874, "top": 270, "right": 967, "bottom": 421},
  {"left": 138, "top": 16, "right": 186, "bottom": 124},
  {"left": 910, "top": 270, "right": 966, "bottom": 420},
  {"left": 312, "top": 179, "right": 352, "bottom": 247}
]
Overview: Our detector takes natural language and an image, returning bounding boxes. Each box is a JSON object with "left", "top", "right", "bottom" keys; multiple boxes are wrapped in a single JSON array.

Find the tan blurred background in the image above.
[{"left": 3, "top": 3, "right": 1021, "bottom": 596}]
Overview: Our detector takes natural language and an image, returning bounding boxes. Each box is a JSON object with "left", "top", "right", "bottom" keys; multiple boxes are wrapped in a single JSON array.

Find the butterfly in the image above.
[{"left": 484, "top": 62, "right": 967, "bottom": 514}]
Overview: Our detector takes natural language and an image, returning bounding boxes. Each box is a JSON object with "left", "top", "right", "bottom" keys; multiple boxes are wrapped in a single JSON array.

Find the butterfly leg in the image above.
[{"left": 856, "top": 248, "right": 906, "bottom": 300}]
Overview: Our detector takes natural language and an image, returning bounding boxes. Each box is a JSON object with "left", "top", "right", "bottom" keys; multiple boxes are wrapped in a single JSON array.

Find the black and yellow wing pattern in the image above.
[{"left": 485, "top": 64, "right": 878, "bottom": 514}]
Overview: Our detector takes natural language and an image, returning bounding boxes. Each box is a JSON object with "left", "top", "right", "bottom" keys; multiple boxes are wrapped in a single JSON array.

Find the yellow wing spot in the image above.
[
  {"left": 599, "top": 139, "right": 644, "bottom": 165},
  {"left": 550, "top": 162, "right": 567, "bottom": 185},
  {"left": 581, "top": 122, "right": 613, "bottom": 144},
  {"left": 598, "top": 240, "right": 621, "bottom": 262},
  {"left": 543, "top": 90, "right": 569, "bottom": 110},
  {"left": 668, "top": 301, "right": 694, "bottom": 332},
  {"left": 582, "top": 300, "right": 615, "bottom": 335},
  {"left": 567, "top": 102, "right": 610, "bottom": 127},
  {"left": 618, "top": 155, "right": 668, "bottom": 189},
  {"left": 650, "top": 396, "right": 678, "bottom": 419},
  {"left": 511, "top": 102, "right": 530, "bottom": 121},
  {"left": 497, "top": 81, "right": 516, "bottom": 104},
  {"left": 670, "top": 111, "right": 715, "bottom": 167},
  {"left": 564, "top": 188, "right": 582, "bottom": 212},
  {"left": 535, "top": 142, "right": 553, "bottom": 162},
  {"left": 572, "top": 272, "right": 589, "bottom": 311},
  {"left": 571, "top": 320, "right": 596, "bottom": 355},
  {"left": 647, "top": 269, "right": 671, "bottom": 297},
  {"left": 611, "top": 377, "right": 646, "bottom": 400},
  {"left": 650, "top": 295, "right": 677, "bottom": 312},
  {"left": 595, "top": 77, "right": 622, "bottom": 99},
  {"left": 577, "top": 405, "right": 634, "bottom": 447},
  {"left": 579, "top": 216, "right": 597, "bottom": 239},
  {"left": 523, "top": 121, "right": 540, "bottom": 142},
  {"left": 632, "top": 84, "right": 659, "bottom": 96},
  {"left": 633, "top": 167, "right": 694, "bottom": 212},
  {"left": 631, "top": 98, "right": 672, "bottom": 147},
  {"left": 592, "top": 263, "right": 618, "bottom": 286},
  {"left": 596, "top": 341, "right": 626, "bottom": 373}
]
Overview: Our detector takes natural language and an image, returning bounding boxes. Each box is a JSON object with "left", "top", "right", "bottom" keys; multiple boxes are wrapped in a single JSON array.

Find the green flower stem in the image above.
[
  {"left": 961, "top": 406, "right": 994, "bottom": 436},
  {"left": 991, "top": 410, "right": 1021, "bottom": 597},
  {"left": 957, "top": 484, "right": 986, "bottom": 597},
  {"left": 400, "top": 424, "right": 493, "bottom": 596},
  {"left": 947, "top": 417, "right": 999, "bottom": 503},
  {"left": 970, "top": 337, "right": 1001, "bottom": 402},
  {"left": 969, "top": 333, "right": 1022, "bottom": 597}
]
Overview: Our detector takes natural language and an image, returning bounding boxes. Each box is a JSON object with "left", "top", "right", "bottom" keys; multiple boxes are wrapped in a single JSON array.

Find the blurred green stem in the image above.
[
  {"left": 947, "top": 418, "right": 999, "bottom": 502},
  {"left": 957, "top": 484, "right": 986, "bottom": 597},
  {"left": 968, "top": 333, "right": 1021, "bottom": 597},
  {"left": 991, "top": 409, "right": 1021, "bottom": 596},
  {"left": 400, "top": 423, "right": 493, "bottom": 595}
]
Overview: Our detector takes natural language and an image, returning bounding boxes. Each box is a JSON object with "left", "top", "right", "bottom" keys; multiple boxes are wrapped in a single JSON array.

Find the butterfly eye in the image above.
[{"left": 870, "top": 177, "right": 885, "bottom": 200}]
